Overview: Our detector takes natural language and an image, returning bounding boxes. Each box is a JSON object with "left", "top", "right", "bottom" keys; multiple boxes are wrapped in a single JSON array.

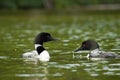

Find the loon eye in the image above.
[
  {"left": 47, "top": 35, "right": 50, "bottom": 38},
  {"left": 83, "top": 44, "right": 86, "bottom": 47}
]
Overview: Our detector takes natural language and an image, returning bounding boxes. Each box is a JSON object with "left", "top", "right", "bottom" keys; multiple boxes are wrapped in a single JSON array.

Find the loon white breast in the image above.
[
  {"left": 23, "top": 32, "right": 57, "bottom": 61},
  {"left": 74, "top": 40, "right": 120, "bottom": 58}
]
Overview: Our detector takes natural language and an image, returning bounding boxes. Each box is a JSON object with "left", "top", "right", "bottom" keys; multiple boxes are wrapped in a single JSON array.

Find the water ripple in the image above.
[
  {"left": 16, "top": 74, "right": 46, "bottom": 77},
  {"left": 0, "top": 56, "right": 8, "bottom": 59}
]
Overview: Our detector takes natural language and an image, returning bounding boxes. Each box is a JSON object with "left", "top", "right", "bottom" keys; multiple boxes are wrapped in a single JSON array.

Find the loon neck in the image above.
[
  {"left": 35, "top": 44, "right": 46, "bottom": 55},
  {"left": 35, "top": 44, "right": 42, "bottom": 49}
]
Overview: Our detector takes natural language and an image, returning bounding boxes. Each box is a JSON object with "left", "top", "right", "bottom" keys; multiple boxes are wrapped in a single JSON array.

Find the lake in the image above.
[{"left": 0, "top": 10, "right": 120, "bottom": 80}]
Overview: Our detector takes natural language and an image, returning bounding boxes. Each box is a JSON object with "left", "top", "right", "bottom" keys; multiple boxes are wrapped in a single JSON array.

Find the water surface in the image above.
[{"left": 0, "top": 11, "right": 120, "bottom": 80}]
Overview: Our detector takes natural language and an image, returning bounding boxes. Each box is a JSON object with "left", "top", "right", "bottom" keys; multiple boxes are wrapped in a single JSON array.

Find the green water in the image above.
[{"left": 0, "top": 11, "right": 120, "bottom": 80}]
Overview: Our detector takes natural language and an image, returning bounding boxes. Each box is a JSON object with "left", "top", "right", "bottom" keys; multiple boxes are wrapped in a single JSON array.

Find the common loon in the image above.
[
  {"left": 23, "top": 32, "right": 57, "bottom": 61},
  {"left": 74, "top": 40, "right": 120, "bottom": 58}
]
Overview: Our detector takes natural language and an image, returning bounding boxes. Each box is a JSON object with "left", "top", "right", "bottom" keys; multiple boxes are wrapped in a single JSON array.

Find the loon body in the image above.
[
  {"left": 23, "top": 32, "right": 57, "bottom": 61},
  {"left": 75, "top": 40, "right": 120, "bottom": 58}
]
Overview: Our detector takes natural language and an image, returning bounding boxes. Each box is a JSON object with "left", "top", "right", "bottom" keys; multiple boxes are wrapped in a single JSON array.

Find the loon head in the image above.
[
  {"left": 34, "top": 32, "right": 57, "bottom": 45},
  {"left": 74, "top": 40, "right": 99, "bottom": 52},
  {"left": 34, "top": 32, "right": 58, "bottom": 55}
]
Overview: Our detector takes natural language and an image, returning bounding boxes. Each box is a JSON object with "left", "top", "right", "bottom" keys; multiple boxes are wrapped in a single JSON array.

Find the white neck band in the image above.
[{"left": 35, "top": 44, "right": 42, "bottom": 49}]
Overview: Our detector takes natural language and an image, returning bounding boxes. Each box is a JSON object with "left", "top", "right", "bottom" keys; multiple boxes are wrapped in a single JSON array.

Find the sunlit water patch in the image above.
[{"left": 0, "top": 56, "right": 8, "bottom": 59}]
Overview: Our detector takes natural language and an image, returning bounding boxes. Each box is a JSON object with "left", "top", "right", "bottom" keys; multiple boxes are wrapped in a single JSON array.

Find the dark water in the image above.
[{"left": 0, "top": 11, "right": 120, "bottom": 80}]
